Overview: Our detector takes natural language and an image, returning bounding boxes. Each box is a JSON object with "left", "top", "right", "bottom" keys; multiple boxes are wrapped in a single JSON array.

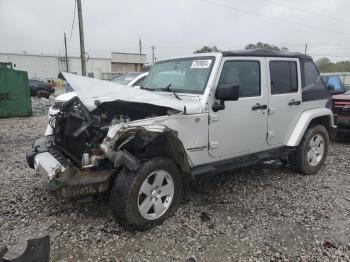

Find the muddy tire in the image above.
[
  {"left": 110, "top": 157, "right": 183, "bottom": 230},
  {"left": 288, "top": 125, "right": 329, "bottom": 175}
]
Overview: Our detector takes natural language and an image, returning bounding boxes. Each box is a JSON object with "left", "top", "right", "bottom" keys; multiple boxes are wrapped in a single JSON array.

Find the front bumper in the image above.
[{"left": 26, "top": 137, "right": 113, "bottom": 198}]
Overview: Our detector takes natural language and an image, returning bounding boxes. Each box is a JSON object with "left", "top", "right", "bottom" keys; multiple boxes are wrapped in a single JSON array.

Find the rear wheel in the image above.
[
  {"left": 288, "top": 125, "right": 329, "bottom": 175},
  {"left": 110, "top": 157, "right": 183, "bottom": 230}
]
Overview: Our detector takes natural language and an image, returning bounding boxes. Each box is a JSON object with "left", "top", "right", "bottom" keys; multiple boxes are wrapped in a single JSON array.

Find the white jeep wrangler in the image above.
[{"left": 27, "top": 49, "right": 335, "bottom": 230}]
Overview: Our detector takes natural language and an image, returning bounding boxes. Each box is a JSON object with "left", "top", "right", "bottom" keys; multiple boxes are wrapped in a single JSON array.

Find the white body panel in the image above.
[
  {"left": 61, "top": 73, "right": 203, "bottom": 113},
  {"left": 286, "top": 107, "right": 335, "bottom": 146},
  {"left": 105, "top": 114, "right": 209, "bottom": 166},
  {"left": 266, "top": 57, "right": 303, "bottom": 146},
  {"left": 208, "top": 57, "right": 269, "bottom": 158},
  {"left": 49, "top": 73, "right": 148, "bottom": 115}
]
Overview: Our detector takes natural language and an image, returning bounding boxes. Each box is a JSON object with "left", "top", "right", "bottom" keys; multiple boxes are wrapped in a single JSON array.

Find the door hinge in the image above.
[
  {"left": 209, "top": 114, "right": 219, "bottom": 124},
  {"left": 209, "top": 141, "right": 219, "bottom": 150},
  {"left": 267, "top": 131, "right": 275, "bottom": 139}
]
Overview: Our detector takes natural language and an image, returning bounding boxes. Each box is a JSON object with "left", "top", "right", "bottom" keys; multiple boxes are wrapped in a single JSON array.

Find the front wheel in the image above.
[
  {"left": 288, "top": 125, "right": 329, "bottom": 175},
  {"left": 110, "top": 157, "right": 183, "bottom": 230}
]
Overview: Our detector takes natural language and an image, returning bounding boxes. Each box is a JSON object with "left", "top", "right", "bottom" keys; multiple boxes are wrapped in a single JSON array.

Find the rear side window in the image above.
[
  {"left": 269, "top": 61, "right": 298, "bottom": 95},
  {"left": 218, "top": 61, "right": 260, "bottom": 97},
  {"left": 301, "top": 59, "right": 329, "bottom": 101}
]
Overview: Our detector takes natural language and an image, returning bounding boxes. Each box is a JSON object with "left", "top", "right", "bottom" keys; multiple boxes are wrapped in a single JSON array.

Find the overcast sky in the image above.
[{"left": 1, "top": 0, "right": 350, "bottom": 63}]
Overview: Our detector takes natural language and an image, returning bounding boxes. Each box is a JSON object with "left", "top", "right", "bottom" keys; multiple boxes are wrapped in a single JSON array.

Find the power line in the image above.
[
  {"left": 262, "top": 0, "right": 350, "bottom": 23},
  {"left": 196, "top": 0, "right": 350, "bottom": 37},
  {"left": 68, "top": 0, "right": 77, "bottom": 42}
]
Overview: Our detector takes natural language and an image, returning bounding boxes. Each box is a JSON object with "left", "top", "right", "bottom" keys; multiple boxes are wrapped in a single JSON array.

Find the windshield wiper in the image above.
[
  {"left": 140, "top": 86, "right": 155, "bottom": 91},
  {"left": 159, "top": 84, "right": 182, "bottom": 100}
]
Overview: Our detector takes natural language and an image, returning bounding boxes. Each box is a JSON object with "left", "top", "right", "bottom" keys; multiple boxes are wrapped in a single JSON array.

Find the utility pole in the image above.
[
  {"left": 139, "top": 38, "right": 142, "bottom": 55},
  {"left": 64, "top": 33, "right": 69, "bottom": 72},
  {"left": 151, "top": 46, "right": 155, "bottom": 64},
  {"left": 304, "top": 43, "right": 308, "bottom": 55},
  {"left": 77, "top": 0, "right": 86, "bottom": 76}
]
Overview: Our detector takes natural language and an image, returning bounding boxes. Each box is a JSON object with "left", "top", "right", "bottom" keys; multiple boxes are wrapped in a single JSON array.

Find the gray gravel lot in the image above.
[{"left": 1, "top": 98, "right": 350, "bottom": 261}]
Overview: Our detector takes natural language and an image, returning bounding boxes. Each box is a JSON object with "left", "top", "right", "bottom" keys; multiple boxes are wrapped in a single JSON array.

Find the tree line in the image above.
[{"left": 194, "top": 42, "right": 350, "bottom": 73}]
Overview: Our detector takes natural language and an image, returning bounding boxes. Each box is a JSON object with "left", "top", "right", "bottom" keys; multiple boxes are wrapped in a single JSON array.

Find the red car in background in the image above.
[{"left": 332, "top": 91, "right": 350, "bottom": 135}]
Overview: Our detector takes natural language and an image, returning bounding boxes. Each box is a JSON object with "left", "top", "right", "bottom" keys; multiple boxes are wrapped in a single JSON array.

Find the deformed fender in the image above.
[
  {"left": 286, "top": 108, "right": 336, "bottom": 147},
  {"left": 101, "top": 124, "right": 192, "bottom": 175}
]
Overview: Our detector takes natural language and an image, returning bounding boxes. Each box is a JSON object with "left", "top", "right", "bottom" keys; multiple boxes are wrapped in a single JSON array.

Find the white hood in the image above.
[
  {"left": 55, "top": 91, "right": 77, "bottom": 102},
  {"left": 62, "top": 73, "right": 203, "bottom": 114}
]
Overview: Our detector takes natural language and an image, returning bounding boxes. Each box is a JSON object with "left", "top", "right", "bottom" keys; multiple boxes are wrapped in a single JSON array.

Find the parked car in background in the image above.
[
  {"left": 48, "top": 72, "right": 148, "bottom": 116},
  {"left": 111, "top": 72, "right": 148, "bottom": 87},
  {"left": 28, "top": 79, "right": 55, "bottom": 97},
  {"left": 332, "top": 90, "right": 350, "bottom": 135},
  {"left": 322, "top": 75, "right": 345, "bottom": 95}
]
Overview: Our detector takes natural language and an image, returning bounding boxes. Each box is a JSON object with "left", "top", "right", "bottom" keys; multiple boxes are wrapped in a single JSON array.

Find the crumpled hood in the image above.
[
  {"left": 55, "top": 91, "right": 77, "bottom": 102},
  {"left": 62, "top": 73, "right": 203, "bottom": 114}
]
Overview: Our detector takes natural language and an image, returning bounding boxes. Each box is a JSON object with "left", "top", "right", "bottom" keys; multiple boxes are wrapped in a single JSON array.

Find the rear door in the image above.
[{"left": 267, "top": 58, "right": 302, "bottom": 146}]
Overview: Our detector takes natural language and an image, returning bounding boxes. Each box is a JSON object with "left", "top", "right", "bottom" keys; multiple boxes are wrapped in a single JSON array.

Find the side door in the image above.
[
  {"left": 267, "top": 58, "right": 302, "bottom": 146},
  {"left": 208, "top": 57, "right": 269, "bottom": 158}
]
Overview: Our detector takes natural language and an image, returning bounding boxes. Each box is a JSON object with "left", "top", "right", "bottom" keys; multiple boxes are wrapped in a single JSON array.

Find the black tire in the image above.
[
  {"left": 288, "top": 124, "right": 329, "bottom": 175},
  {"left": 110, "top": 157, "right": 183, "bottom": 230}
]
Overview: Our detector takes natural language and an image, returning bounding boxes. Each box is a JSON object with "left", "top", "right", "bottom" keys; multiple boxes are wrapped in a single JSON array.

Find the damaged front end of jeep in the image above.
[{"left": 26, "top": 94, "right": 186, "bottom": 198}]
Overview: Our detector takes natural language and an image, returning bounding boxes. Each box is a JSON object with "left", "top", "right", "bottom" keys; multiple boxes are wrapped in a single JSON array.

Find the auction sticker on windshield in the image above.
[{"left": 191, "top": 60, "right": 212, "bottom": 69}]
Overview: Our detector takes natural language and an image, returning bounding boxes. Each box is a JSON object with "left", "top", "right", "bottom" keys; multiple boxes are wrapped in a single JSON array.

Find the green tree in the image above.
[
  {"left": 245, "top": 42, "right": 289, "bottom": 52},
  {"left": 194, "top": 46, "right": 220, "bottom": 53},
  {"left": 315, "top": 58, "right": 350, "bottom": 73},
  {"left": 315, "top": 58, "right": 333, "bottom": 72}
]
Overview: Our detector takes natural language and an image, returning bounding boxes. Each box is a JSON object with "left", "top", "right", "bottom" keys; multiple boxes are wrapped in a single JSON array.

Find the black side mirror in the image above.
[{"left": 212, "top": 84, "right": 239, "bottom": 112}]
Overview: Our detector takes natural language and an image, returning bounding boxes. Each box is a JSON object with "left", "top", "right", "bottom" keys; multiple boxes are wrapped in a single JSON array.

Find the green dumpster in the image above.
[{"left": 0, "top": 62, "right": 32, "bottom": 118}]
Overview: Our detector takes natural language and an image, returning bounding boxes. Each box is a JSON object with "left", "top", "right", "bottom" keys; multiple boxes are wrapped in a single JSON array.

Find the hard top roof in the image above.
[{"left": 222, "top": 48, "right": 312, "bottom": 59}]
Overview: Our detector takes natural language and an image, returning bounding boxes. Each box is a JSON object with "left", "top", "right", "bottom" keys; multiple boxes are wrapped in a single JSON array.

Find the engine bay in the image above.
[{"left": 52, "top": 97, "right": 175, "bottom": 167}]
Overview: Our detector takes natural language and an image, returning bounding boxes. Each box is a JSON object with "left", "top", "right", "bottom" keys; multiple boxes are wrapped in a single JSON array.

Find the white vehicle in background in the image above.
[{"left": 48, "top": 72, "right": 148, "bottom": 116}]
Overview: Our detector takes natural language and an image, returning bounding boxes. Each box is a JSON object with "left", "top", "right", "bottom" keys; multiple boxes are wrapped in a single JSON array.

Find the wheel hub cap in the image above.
[
  {"left": 307, "top": 134, "right": 325, "bottom": 167},
  {"left": 138, "top": 170, "right": 174, "bottom": 220}
]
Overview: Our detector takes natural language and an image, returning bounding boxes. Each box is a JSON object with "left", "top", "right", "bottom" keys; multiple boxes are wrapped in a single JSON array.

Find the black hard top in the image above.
[{"left": 222, "top": 48, "right": 312, "bottom": 60}]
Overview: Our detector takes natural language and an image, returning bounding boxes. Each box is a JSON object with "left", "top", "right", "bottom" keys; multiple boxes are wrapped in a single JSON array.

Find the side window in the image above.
[
  {"left": 301, "top": 59, "right": 328, "bottom": 101},
  {"left": 303, "top": 60, "right": 323, "bottom": 90},
  {"left": 133, "top": 76, "right": 146, "bottom": 87},
  {"left": 269, "top": 61, "right": 298, "bottom": 95},
  {"left": 218, "top": 61, "right": 260, "bottom": 97}
]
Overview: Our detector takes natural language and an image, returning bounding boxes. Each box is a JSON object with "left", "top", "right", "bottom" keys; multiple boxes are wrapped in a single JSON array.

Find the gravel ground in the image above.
[{"left": 1, "top": 99, "right": 350, "bottom": 261}]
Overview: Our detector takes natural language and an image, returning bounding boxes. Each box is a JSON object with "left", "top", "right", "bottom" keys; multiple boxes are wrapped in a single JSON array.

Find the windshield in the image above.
[
  {"left": 143, "top": 57, "right": 215, "bottom": 94},
  {"left": 111, "top": 72, "right": 142, "bottom": 85}
]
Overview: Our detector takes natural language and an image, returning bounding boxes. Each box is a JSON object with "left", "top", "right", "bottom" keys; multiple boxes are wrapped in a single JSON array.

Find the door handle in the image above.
[
  {"left": 252, "top": 103, "right": 267, "bottom": 110},
  {"left": 288, "top": 100, "right": 301, "bottom": 106}
]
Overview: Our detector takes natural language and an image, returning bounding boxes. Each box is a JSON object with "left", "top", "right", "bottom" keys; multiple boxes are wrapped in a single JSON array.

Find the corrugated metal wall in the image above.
[{"left": 0, "top": 63, "right": 32, "bottom": 118}]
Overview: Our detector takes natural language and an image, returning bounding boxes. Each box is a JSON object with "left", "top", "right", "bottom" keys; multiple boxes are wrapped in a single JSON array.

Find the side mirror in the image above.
[{"left": 212, "top": 84, "right": 239, "bottom": 112}]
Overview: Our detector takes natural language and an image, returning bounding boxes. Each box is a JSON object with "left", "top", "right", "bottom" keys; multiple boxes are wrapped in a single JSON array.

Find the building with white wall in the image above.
[
  {"left": 111, "top": 52, "right": 147, "bottom": 73},
  {"left": 0, "top": 52, "right": 147, "bottom": 81},
  {"left": 0, "top": 53, "right": 114, "bottom": 80}
]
